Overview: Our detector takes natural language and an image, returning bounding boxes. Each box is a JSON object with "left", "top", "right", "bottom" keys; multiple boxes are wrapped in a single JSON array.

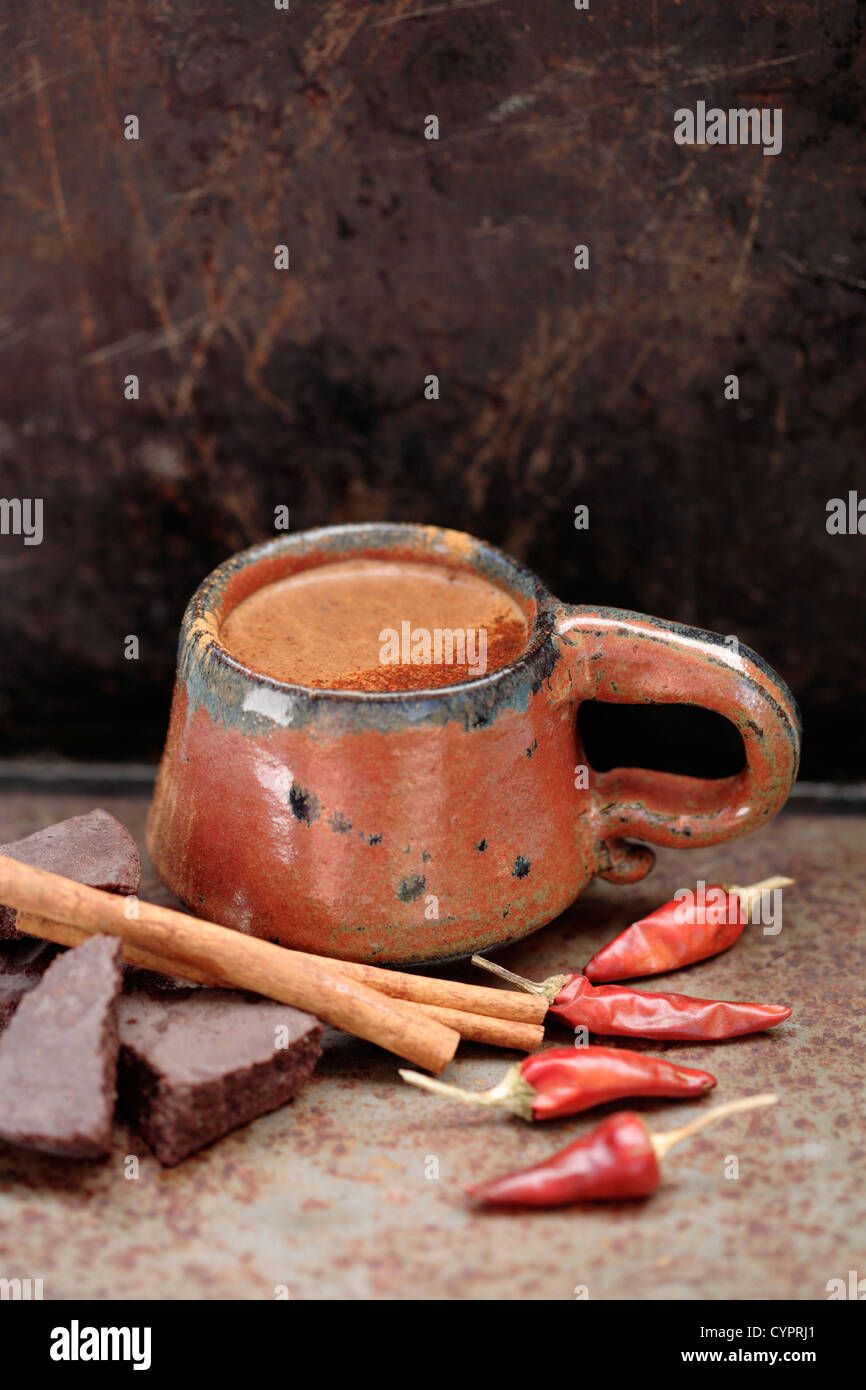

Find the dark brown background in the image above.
[{"left": 0, "top": 1, "right": 863, "bottom": 778}]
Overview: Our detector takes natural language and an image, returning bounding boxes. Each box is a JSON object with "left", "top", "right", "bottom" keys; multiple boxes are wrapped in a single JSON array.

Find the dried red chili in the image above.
[
  {"left": 399, "top": 1045, "right": 716, "bottom": 1120},
  {"left": 584, "top": 876, "right": 794, "bottom": 982},
  {"left": 472, "top": 958, "right": 792, "bottom": 1040},
  {"left": 467, "top": 1093, "right": 778, "bottom": 1207}
]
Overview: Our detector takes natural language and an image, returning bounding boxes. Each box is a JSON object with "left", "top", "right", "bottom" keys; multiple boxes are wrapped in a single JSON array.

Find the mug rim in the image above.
[{"left": 184, "top": 522, "right": 560, "bottom": 705}]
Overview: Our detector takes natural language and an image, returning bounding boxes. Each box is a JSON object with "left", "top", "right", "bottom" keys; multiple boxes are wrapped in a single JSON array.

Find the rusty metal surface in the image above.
[{"left": 0, "top": 787, "right": 863, "bottom": 1300}]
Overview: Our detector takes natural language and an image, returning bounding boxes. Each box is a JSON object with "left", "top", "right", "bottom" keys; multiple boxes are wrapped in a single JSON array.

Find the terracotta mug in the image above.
[{"left": 147, "top": 523, "right": 801, "bottom": 965}]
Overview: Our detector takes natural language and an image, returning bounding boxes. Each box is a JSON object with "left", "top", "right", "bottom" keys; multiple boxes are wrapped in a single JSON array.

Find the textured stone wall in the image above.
[{"left": 0, "top": 1, "right": 863, "bottom": 776}]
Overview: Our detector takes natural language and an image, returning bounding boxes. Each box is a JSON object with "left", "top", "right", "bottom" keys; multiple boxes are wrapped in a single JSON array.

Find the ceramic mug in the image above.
[{"left": 147, "top": 523, "right": 801, "bottom": 965}]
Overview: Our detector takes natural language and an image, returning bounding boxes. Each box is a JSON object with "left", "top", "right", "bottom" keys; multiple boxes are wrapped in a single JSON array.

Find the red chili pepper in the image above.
[
  {"left": 399, "top": 1045, "right": 716, "bottom": 1120},
  {"left": 584, "top": 876, "right": 794, "bottom": 982},
  {"left": 552, "top": 975, "right": 791, "bottom": 1040},
  {"left": 472, "top": 958, "right": 791, "bottom": 1040},
  {"left": 467, "top": 1093, "right": 778, "bottom": 1207}
]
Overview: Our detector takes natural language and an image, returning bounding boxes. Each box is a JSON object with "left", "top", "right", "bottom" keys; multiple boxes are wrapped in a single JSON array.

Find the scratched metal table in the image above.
[{"left": 0, "top": 778, "right": 863, "bottom": 1301}]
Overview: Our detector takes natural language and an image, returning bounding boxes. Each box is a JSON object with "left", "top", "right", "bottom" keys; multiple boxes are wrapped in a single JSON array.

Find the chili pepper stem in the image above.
[
  {"left": 399, "top": 1066, "right": 534, "bottom": 1119},
  {"left": 650, "top": 1092, "right": 778, "bottom": 1161},
  {"left": 726, "top": 876, "right": 794, "bottom": 918},
  {"left": 471, "top": 954, "right": 565, "bottom": 1002}
]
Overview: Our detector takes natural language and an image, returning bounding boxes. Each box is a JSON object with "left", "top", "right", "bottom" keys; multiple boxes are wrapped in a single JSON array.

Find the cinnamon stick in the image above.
[
  {"left": 0, "top": 857, "right": 458, "bottom": 1074},
  {"left": 404, "top": 1005, "right": 543, "bottom": 1051},
  {"left": 11, "top": 902, "right": 543, "bottom": 1023},
  {"left": 18, "top": 912, "right": 543, "bottom": 1051},
  {"left": 291, "top": 952, "right": 548, "bottom": 1024},
  {"left": 16, "top": 912, "right": 223, "bottom": 985}
]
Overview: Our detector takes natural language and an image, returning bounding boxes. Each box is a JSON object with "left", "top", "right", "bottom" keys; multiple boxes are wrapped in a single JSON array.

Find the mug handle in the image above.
[{"left": 555, "top": 606, "right": 802, "bottom": 884}]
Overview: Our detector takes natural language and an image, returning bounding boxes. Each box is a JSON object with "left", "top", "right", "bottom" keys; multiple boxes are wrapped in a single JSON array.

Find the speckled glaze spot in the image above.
[
  {"left": 288, "top": 785, "right": 319, "bottom": 824},
  {"left": 396, "top": 874, "right": 426, "bottom": 903}
]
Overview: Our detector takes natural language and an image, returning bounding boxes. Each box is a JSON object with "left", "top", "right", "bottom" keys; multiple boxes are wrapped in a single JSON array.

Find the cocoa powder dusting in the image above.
[
  {"left": 335, "top": 615, "right": 528, "bottom": 691},
  {"left": 220, "top": 558, "right": 530, "bottom": 692}
]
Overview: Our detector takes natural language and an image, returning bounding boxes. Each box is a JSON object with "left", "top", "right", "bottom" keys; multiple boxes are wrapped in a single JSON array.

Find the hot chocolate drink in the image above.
[{"left": 220, "top": 558, "right": 529, "bottom": 691}]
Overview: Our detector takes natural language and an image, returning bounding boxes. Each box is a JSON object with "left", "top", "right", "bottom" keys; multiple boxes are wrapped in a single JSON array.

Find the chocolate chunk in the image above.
[
  {"left": 0, "top": 934, "right": 123, "bottom": 1158},
  {"left": 0, "top": 809, "right": 141, "bottom": 940},
  {"left": 0, "top": 938, "right": 61, "bottom": 1033},
  {"left": 118, "top": 987, "right": 323, "bottom": 1166}
]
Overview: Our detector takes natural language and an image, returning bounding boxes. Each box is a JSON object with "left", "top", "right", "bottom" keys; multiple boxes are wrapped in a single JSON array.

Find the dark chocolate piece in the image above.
[
  {"left": 0, "top": 809, "right": 141, "bottom": 940},
  {"left": 0, "top": 934, "right": 123, "bottom": 1158},
  {"left": 0, "top": 938, "right": 60, "bottom": 1033},
  {"left": 118, "top": 987, "right": 323, "bottom": 1166}
]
